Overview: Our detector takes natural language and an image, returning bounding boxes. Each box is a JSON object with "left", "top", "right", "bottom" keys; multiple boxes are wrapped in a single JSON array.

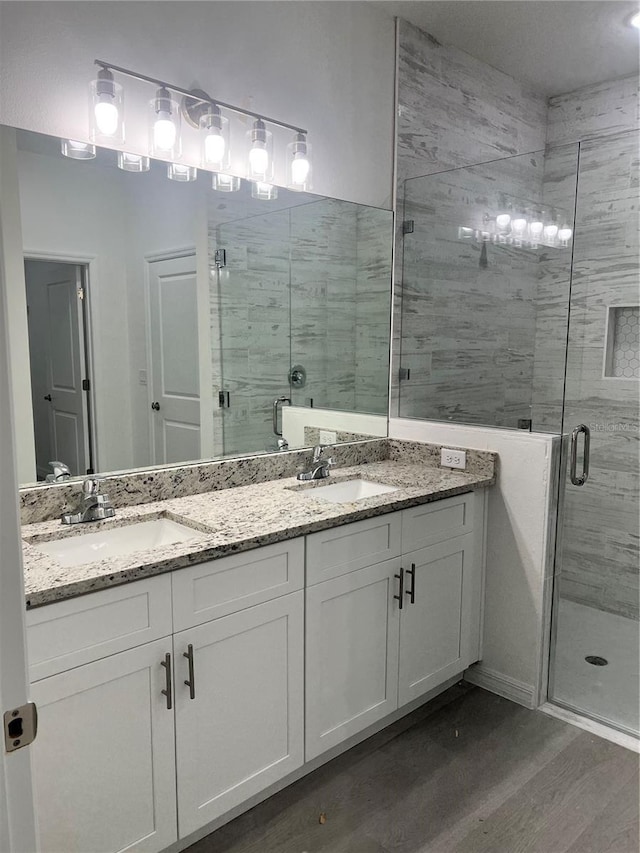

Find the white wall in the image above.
[
  {"left": 0, "top": 1, "right": 396, "bottom": 208},
  {"left": 17, "top": 148, "right": 134, "bottom": 474},
  {"left": 390, "top": 418, "right": 558, "bottom": 708},
  {"left": 283, "top": 406, "right": 387, "bottom": 449}
]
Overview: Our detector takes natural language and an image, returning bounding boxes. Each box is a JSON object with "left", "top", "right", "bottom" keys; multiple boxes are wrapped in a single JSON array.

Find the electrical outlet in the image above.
[
  {"left": 441, "top": 448, "right": 466, "bottom": 469},
  {"left": 319, "top": 429, "right": 337, "bottom": 445}
]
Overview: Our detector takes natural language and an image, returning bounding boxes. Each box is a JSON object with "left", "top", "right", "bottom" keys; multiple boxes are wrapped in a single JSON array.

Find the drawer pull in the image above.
[
  {"left": 183, "top": 644, "right": 196, "bottom": 700},
  {"left": 160, "top": 653, "right": 172, "bottom": 710},
  {"left": 406, "top": 563, "right": 416, "bottom": 604},
  {"left": 393, "top": 568, "right": 405, "bottom": 610}
]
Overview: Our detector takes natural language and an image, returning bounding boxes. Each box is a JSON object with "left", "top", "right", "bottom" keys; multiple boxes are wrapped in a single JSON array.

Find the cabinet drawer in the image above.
[
  {"left": 26, "top": 574, "right": 173, "bottom": 682},
  {"left": 172, "top": 538, "right": 304, "bottom": 631},
  {"left": 402, "top": 493, "right": 475, "bottom": 553},
  {"left": 306, "top": 512, "right": 402, "bottom": 585}
]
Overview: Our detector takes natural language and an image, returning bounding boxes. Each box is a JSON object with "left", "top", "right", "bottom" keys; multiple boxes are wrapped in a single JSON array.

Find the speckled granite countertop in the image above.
[{"left": 21, "top": 459, "right": 495, "bottom": 609}]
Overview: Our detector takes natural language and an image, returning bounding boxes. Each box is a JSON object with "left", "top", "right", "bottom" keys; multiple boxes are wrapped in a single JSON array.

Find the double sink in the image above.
[{"left": 28, "top": 478, "right": 398, "bottom": 569}]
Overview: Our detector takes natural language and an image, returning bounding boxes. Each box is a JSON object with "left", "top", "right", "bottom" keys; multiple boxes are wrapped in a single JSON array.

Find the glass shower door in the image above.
[{"left": 549, "top": 130, "right": 640, "bottom": 736}]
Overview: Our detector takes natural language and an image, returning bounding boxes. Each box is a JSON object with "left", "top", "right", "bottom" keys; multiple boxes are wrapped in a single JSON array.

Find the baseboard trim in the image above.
[{"left": 464, "top": 664, "right": 536, "bottom": 709}]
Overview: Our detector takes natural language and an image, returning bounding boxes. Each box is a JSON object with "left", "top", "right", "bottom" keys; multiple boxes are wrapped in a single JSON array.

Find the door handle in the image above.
[
  {"left": 569, "top": 424, "right": 590, "bottom": 486},
  {"left": 160, "top": 653, "right": 172, "bottom": 710},
  {"left": 44, "top": 394, "right": 52, "bottom": 402},
  {"left": 272, "top": 396, "right": 291, "bottom": 437},
  {"left": 406, "top": 563, "right": 416, "bottom": 604},
  {"left": 183, "top": 644, "right": 196, "bottom": 700},
  {"left": 151, "top": 401, "right": 160, "bottom": 411},
  {"left": 394, "top": 568, "right": 405, "bottom": 610}
]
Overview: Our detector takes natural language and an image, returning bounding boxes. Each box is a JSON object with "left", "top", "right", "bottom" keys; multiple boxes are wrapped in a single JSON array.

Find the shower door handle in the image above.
[
  {"left": 272, "top": 396, "right": 290, "bottom": 437},
  {"left": 569, "top": 424, "right": 590, "bottom": 486}
]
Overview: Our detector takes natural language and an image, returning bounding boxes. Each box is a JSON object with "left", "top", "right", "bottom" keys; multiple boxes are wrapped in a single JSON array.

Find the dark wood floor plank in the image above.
[{"left": 184, "top": 687, "right": 639, "bottom": 853}]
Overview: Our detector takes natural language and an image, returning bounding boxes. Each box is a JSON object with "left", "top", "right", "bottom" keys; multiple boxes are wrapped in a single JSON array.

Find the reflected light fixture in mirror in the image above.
[
  {"left": 212, "top": 172, "right": 241, "bottom": 192},
  {"left": 251, "top": 181, "right": 278, "bottom": 200},
  {"left": 61, "top": 139, "right": 96, "bottom": 159},
  {"left": 118, "top": 151, "right": 150, "bottom": 172},
  {"left": 168, "top": 163, "right": 197, "bottom": 181}
]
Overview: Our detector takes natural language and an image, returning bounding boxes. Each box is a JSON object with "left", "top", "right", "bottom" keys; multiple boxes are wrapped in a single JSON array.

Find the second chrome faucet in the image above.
[{"left": 297, "top": 445, "right": 335, "bottom": 481}]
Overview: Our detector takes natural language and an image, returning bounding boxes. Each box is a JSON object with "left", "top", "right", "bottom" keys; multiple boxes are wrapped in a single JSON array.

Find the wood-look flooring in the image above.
[{"left": 186, "top": 686, "right": 639, "bottom": 853}]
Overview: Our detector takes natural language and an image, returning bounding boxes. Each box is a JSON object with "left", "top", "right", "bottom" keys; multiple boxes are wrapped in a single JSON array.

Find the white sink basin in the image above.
[
  {"left": 307, "top": 479, "right": 399, "bottom": 503},
  {"left": 32, "top": 517, "right": 206, "bottom": 567}
]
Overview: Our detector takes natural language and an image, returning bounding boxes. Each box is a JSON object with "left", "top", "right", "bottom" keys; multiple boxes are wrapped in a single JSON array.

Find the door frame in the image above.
[
  {"left": 23, "top": 250, "right": 98, "bottom": 476},
  {"left": 143, "top": 247, "right": 198, "bottom": 466}
]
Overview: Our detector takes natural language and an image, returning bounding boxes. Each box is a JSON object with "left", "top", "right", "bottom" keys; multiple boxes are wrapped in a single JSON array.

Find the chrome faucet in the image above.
[
  {"left": 46, "top": 460, "right": 71, "bottom": 483},
  {"left": 61, "top": 477, "right": 116, "bottom": 525},
  {"left": 297, "top": 445, "right": 335, "bottom": 481}
]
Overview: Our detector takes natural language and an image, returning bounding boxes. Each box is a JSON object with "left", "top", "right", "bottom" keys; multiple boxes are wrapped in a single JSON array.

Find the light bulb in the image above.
[
  {"left": 205, "top": 132, "right": 226, "bottom": 164},
  {"left": 544, "top": 223, "right": 558, "bottom": 240},
  {"left": 512, "top": 217, "right": 527, "bottom": 234},
  {"left": 558, "top": 225, "right": 573, "bottom": 242},
  {"left": 249, "top": 145, "right": 268, "bottom": 175},
  {"left": 291, "top": 153, "right": 310, "bottom": 185},
  {"left": 629, "top": 10, "right": 640, "bottom": 27},
  {"left": 154, "top": 115, "right": 177, "bottom": 151},
  {"left": 530, "top": 220, "right": 544, "bottom": 238},
  {"left": 94, "top": 100, "right": 119, "bottom": 136},
  {"left": 496, "top": 213, "right": 511, "bottom": 230}
]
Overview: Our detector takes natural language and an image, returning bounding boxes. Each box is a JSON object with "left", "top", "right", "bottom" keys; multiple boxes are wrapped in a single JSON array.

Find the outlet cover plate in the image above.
[{"left": 441, "top": 448, "right": 466, "bottom": 469}]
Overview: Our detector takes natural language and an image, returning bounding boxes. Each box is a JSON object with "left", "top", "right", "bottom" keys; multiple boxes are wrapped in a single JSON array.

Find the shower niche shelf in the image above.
[{"left": 604, "top": 306, "right": 639, "bottom": 380}]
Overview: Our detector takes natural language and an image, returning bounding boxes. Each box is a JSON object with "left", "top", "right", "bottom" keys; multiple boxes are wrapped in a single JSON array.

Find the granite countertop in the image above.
[{"left": 21, "top": 460, "right": 495, "bottom": 608}]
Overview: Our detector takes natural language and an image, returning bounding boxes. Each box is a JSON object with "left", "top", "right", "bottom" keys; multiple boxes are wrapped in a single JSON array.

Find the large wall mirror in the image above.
[{"left": 8, "top": 127, "right": 392, "bottom": 486}]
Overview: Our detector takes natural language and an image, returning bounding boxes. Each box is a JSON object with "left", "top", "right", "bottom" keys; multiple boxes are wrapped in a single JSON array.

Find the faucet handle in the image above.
[
  {"left": 312, "top": 444, "right": 327, "bottom": 463},
  {"left": 82, "top": 477, "right": 103, "bottom": 497}
]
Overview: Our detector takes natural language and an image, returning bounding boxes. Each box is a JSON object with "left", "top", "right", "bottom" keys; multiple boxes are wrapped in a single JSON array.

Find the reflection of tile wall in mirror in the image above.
[{"left": 8, "top": 126, "right": 392, "bottom": 486}]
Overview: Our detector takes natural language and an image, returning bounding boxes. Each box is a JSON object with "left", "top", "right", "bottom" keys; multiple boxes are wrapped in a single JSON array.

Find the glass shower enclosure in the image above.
[{"left": 398, "top": 133, "right": 639, "bottom": 737}]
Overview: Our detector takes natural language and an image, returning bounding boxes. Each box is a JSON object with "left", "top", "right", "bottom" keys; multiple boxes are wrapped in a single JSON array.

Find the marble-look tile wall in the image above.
[
  {"left": 544, "top": 77, "right": 639, "bottom": 620},
  {"left": 392, "top": 19, "right": 548, "bottom": 418}
]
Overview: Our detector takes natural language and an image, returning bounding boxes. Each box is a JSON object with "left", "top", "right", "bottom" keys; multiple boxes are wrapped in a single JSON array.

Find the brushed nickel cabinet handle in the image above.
[
  {"left": 160, "top": 653, "right": 172, "bottom": 710},
  {"left": 183, "top": 644, "right": 196, "bottom": 700}
]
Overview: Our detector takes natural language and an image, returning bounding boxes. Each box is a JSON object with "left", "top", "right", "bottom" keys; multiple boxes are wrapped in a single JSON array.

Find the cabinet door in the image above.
[
  {"left": 30, "top": 639, "right": 177, "bottom": 853},
  {"left": 174, "top": 592, "right": 304, "bottom": 838},
  {"left": 398, "top": 534, "right": 478, "bottom": 706},
  {"left": 305, "top": 558, "right": 401, "bottom": 761}
]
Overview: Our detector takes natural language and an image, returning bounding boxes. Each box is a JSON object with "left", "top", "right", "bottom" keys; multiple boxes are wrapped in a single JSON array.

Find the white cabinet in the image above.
[
  {"left": 305, "top": 559, "right": 401, "bottom": 760},
  {"left": 305, "top": 492, "right": 485, "bottom": 760},
  {"left": 174, "top": 592, "right": 304, "bottom": 837},
  {"left": 398, "top": 535, "right": 481, "bottom": 706},
  {"left": 30, "top": 639, "right": 177, "bottom": 853}
]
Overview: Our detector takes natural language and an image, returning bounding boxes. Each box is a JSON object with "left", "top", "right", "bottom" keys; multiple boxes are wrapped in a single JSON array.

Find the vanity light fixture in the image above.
[
  {"left": 117, "top": 152, "right": 150, "bottom": 172},
  {"left": 287, "top": 131, "right": 312, "bottom": 191},
  {"left": 89, "top": 67, "right": 124, "bottom": 144},
  {"left": 465, "top": 204, "right": 571, "bottom": 250},
  {"left": 89, "top": 60, "right": 309, "bottom": 189},
  {"left": 167, "top": 163, "right": 197, "bottom": 182},
  {"left": 61, "top": 139, "right": 96, "bottom": 160},
  {"left": 212, "top": 173, "right": 241, "bottom": 192}
]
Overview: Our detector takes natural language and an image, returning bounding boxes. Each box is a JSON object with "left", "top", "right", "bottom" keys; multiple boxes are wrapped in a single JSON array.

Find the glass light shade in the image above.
[
  {"left": 495, "top": 213, "right": 511, "bottom": 230},
  {"left": 529, "top": 218, "right": 544, "bottom": 239},
  {"left": 251, "top": 181, "right": 278, "bottom": 201},
  {"left": 246, "top": 119, "right": 273, "bottom": 182},
  {"left": 149, "top": 87, "right": 181, "bottom": 159},
  {"left": 200, "top": 109, "right": 230, "bottom": 171},
  {"left": 212, "top": 172, "right": 241, "bottom": 192},
  {"left": 558, "top": 225, "right": 573, "bottom": 243},
  {"left": 60, "top": 139, "right": 96, "bottom": 160},
  {"left": 287, "top": 133, "right": 312, "bottom": 191},
  {"left": 89, "top": 70, "right": 124, "bottom": 144},
  {"left": 117, "top": 152, "right": 150, "bottom": 172},
  {"left": 544, "top": 223, "right": 559, "bottom": 241},
  {"left": 167, "top": 163, "right": 197, "bottom": 182},
  {"left": 511, "top": 216, "right": 528, "bottom": 234}
]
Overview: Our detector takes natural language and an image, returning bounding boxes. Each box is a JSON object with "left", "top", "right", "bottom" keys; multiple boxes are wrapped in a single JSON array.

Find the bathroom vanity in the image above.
[{"left": 20, "top": 443, "right": 494, "bottom": 853}]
